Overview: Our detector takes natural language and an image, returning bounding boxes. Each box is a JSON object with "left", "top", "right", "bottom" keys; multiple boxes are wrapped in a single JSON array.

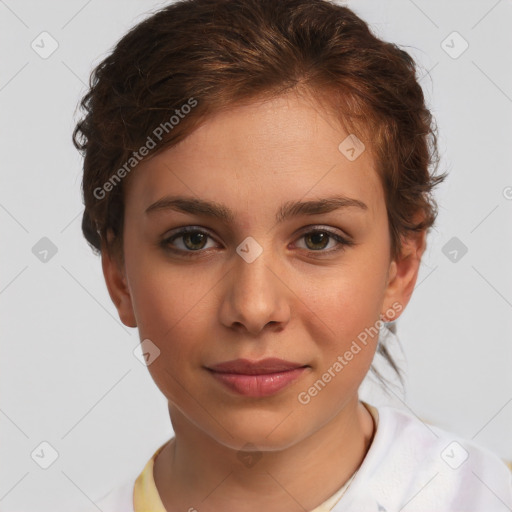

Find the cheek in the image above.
[
  {"left": 301, "top": 259, "right": 387, "bottom": 343},
  {"left": 126, "top": 246, "right": 211, "bottom": 336},
  {"left": 126, "top": 266, "right": 210, "bottom": 400},
  {"left": 294, "top": 277, "right": 381, "bottom": 412}
]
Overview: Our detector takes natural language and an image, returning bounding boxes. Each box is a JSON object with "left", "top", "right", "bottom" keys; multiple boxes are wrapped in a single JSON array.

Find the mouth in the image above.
[{"left": 205, "top": 358, "right": 310, "bottom": 397}]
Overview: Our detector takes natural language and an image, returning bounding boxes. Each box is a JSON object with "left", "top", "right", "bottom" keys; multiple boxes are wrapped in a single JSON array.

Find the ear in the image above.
[
  {"left": 381, "top": 228, "right": 427, "bottom": 322},
  {"left": 101, "top": 231, "right": 137, "bottom": 328}
]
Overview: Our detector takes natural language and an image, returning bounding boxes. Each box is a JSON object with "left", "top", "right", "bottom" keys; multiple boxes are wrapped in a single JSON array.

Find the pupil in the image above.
[
  {"left": 186, "top": 232, "right": 206, "bottom": 250},
  {"left": 307, "top": 232, "right": 328, "bottom": 250}
]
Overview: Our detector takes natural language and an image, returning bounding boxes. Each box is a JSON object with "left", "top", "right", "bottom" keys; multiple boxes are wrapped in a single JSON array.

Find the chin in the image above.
[{"left": 210, "top": 411, "right": 309, "bottom": 452}]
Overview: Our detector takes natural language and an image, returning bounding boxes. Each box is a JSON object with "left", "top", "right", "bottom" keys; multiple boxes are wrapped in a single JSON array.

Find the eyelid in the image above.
[
  {"left": 291, "top": 225, "right": 355, "bottom": 254},
  {"left": 160, "top": 224, "right": 354, "bottom": 255},
  {"left": 163, "top": 223, "right": 352, "bottom": 240},
  {"left": 294, "top": 224, "right": 353, "bottom": 240},
  {"left": 162, "top": 225, "right": 220, "bottom": 247}
]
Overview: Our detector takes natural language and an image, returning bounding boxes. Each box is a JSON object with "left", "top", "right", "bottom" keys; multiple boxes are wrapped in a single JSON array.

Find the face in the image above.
[{"left": 103, "top": 91, "right": 423, "bottom": 450}]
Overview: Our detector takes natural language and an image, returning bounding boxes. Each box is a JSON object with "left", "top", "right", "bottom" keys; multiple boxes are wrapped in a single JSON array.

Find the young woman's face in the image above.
[{"left": 106, "top": 91, "right": 414, "bottom": 450}]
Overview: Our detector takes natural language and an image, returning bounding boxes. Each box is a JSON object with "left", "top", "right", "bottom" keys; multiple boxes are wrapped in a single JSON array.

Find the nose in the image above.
[{"left": 218, "top": 246, "right": 291, "bottom": 336}]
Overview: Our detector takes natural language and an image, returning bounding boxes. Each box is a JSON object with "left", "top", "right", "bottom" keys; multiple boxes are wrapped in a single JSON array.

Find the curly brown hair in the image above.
[{"left": 72, "top": 0, "right": 447, "bottom": 389}]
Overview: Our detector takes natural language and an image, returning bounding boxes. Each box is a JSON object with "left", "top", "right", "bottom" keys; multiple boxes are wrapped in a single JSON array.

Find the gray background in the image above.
[{"left": 1, "top": 0, "right": 511, "bottom": 510}]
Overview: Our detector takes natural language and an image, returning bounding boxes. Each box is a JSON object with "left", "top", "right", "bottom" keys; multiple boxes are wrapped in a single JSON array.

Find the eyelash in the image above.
[{"left": 160, "top": 226, "right": 355, "bottom": 257}]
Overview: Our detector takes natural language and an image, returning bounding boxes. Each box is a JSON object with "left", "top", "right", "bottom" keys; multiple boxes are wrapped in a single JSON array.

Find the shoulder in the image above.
[
  {"left": 79, "top": 479, "right": 135, "bottom": 512},
  {"left": 380, "top": 405, "right": 511, "bottom": 476},
  {"left": 341, "top": 404, "right": 512, "bottom": 511}
]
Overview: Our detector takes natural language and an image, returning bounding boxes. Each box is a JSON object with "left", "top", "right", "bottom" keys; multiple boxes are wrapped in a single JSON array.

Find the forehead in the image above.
[{"left": 124, "top": 92, "right": 384, "bottom": 223}]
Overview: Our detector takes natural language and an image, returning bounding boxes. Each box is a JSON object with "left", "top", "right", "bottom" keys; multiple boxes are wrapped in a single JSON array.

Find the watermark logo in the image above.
[
  {"left": 31, "top": 441, "right": 59, "bottom": 469},
  {"left": 237, "top": 442, "right": 263, "bottom": 468},
  {"left": 31, "top": 31, "right": 59, "bottom": 59},
  {"left": 440, "top": 441, "right": 469, "bottom": 469},
  {"left": 32, "top": 237, "right": 58, "bottom": 263},
  {"left": 442, "top": 236, "right": 468, "bottom": 263},
  {"left": 338, "top": 134, "right": 366, "bottom": 161},
  {"left": 236, "top": 237, "right": 263, "bottom": 263},
  {"left": 441, "top": 31, "right": 469, "bottom": 60},
  {"left": 133, "top": 339, "right": 161, "bottom": 366}
]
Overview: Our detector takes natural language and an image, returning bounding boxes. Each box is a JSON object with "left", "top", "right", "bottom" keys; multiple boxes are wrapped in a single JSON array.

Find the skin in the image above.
[{"left": 102, "top": 90, "right": 426, "bottom": 511}]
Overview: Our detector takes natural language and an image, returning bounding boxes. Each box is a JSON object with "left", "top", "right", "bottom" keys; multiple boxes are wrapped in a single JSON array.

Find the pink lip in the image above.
[{"left": 206, "top": 358, "right": 309, "bottom": 397}]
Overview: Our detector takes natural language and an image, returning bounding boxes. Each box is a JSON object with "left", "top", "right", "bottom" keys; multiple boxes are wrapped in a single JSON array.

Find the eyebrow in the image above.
[{"left": 145, "top": 194, "right": 368, "bottom": 223}]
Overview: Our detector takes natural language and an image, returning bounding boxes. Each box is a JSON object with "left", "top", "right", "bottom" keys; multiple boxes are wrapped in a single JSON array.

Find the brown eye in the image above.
[
  {"left": 161, "top": 228, "right": 217, "bottom": 254},
  {"left": 295, "top": 228, "right": 354, "bottom": 254},
  {"left": 181, "top": 231, "right": 208, "bottom": 250},
  {"left": 304, "top": 231, "right": 330, "bottom": 251}
]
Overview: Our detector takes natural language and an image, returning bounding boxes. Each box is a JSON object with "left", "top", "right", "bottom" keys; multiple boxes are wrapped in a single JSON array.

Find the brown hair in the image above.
[{"left": 72, "top": 0, "right": 447, "bottom": 390}]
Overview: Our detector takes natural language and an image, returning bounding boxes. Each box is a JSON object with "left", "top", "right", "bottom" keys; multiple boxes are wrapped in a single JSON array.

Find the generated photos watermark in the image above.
[
  {"left": 297, "top": 301, "right": 403, "bottom": 405},
  {"left": 93, "top": 97, "right": 198, "bottom": 200}
]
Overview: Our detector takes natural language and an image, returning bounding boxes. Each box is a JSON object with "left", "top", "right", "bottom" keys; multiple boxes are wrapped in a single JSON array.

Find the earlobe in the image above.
[
  {"left": 101, "top": 241, "right": 137, "bottom": 329},
  {"left": 382, "top": 230, "right": 427, "bottom": 321}
]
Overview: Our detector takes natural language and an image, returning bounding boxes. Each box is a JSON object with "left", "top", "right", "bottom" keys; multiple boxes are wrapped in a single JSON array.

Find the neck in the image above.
[{"left": 153, "top": 396, "right": 375, "bottom": 512}]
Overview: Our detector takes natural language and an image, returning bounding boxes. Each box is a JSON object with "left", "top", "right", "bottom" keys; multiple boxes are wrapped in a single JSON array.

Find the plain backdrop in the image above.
[{"left": 1, "top": 0, "right": 511, "bottom": 510}]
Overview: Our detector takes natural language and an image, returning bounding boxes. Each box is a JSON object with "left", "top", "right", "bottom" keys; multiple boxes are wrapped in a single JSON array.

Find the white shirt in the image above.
[{"left": 87, "top": 403, "right": 512, "bottom": 512}]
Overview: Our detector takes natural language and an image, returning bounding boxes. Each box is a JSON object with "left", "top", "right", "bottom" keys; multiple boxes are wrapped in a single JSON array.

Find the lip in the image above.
[
  {"left": 206, "top": 358, "right": 309, "bottom": 397},
  {"left": 208, "top": 358, "right": 307, "bottom": 374}
]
